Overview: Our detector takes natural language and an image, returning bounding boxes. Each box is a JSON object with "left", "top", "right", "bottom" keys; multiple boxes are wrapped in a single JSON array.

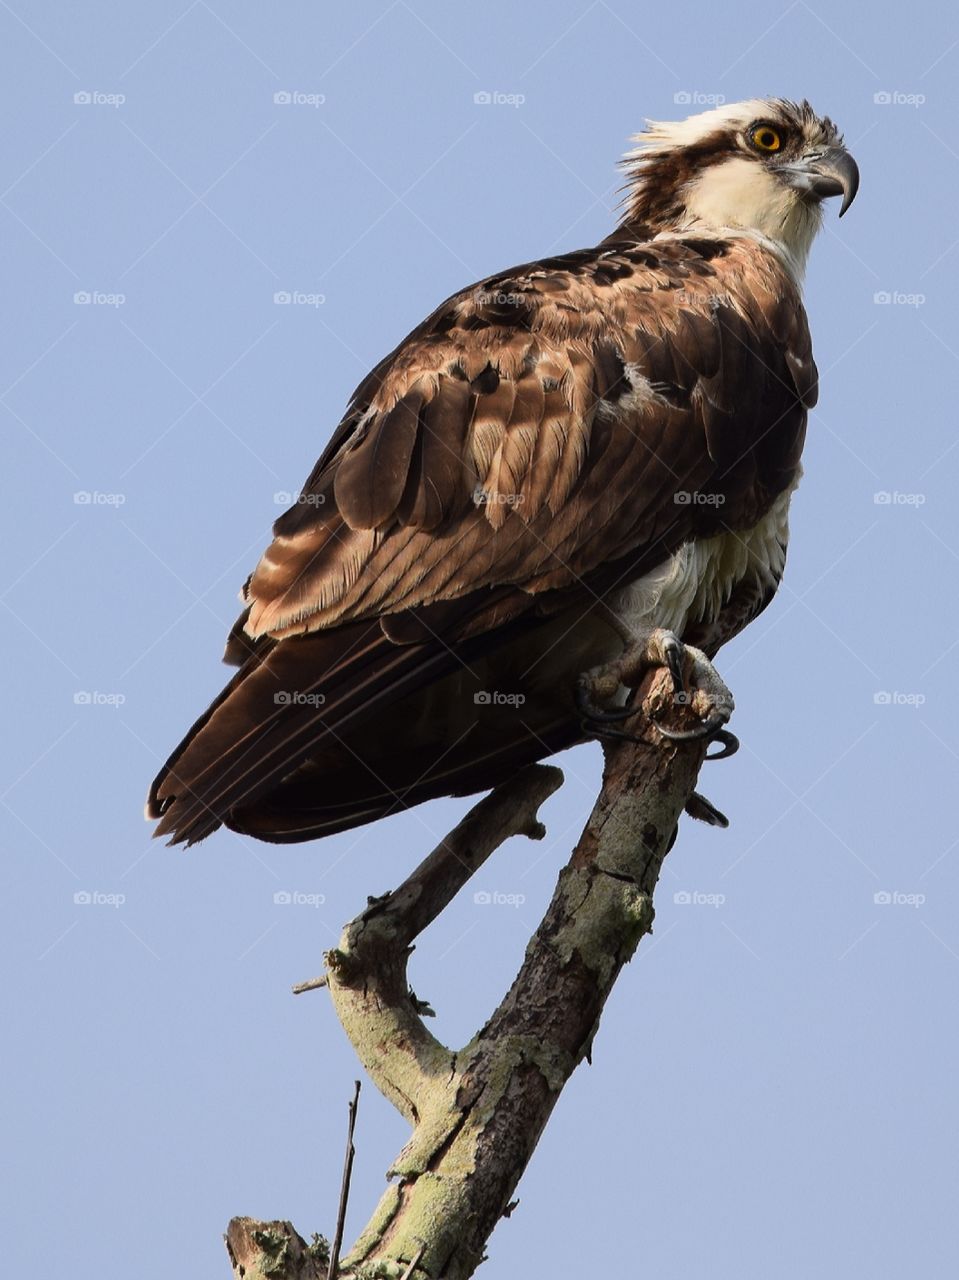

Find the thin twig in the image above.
[
  {"left": 327, "top": 1080, "right": 361, "bottom": 1280},
  {"left": 292, "top": 974, "right": 328, "bottom": 994},
  {"left": 400, "top": 1244, "right": 426, "bottom": 1279}
]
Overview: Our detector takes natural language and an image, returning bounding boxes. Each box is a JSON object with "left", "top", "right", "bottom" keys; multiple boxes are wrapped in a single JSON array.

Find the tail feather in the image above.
[
  {"left": 225, "top": 713, "right": 576, "bottom": 843},
  {"left": 149, "top": 620, "right": 458, "bottom": 846}
]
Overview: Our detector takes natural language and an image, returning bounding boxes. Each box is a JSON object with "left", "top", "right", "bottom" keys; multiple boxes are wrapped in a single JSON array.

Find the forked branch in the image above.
[{"left": 227, "top": 668, "right": 714, "bottom": 1279}]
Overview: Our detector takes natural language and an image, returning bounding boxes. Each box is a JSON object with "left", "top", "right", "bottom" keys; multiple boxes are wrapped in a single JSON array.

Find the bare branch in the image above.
[
  {"left": 325, "top": 763, "right": 564, "bottom": 1128},
  {"left": 292, "top": 974, "right": 329, "bottom": 995},
  {"left": 229, "top": 671, "right": 715, "bottom": 1280}
]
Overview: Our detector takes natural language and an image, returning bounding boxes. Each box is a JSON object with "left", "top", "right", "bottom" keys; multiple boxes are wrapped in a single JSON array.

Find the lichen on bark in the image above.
[{"left": 227, "top": 667, "right": 714, "bottom": 1280}]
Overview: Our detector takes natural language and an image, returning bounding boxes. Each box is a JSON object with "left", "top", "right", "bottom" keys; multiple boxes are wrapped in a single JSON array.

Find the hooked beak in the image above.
[{"left": 781, "top": 145, "right": 860, "bottom": 217}]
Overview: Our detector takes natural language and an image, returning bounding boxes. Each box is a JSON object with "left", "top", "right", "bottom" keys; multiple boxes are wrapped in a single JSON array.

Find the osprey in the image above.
[{"left": 147, "top": 98, "right": 859, "bottom": 845}]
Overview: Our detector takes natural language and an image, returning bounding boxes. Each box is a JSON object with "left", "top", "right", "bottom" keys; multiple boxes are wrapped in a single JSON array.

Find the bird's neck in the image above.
[
  {"left": 616, "top": 158, "right": 822, "bottom": 284},
  {"left": 609, "top": 210, "right": 815, "bottom": 287}
]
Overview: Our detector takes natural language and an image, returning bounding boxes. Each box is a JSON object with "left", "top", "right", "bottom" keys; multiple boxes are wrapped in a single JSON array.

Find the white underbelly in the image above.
[{"left": 609, "top": 480, "right": 796, "bottom": 640}]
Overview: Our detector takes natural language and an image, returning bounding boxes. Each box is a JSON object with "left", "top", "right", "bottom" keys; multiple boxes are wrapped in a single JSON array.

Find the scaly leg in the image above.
[{"left": 577, "top": 627, "right": 738, "bottom": 760}]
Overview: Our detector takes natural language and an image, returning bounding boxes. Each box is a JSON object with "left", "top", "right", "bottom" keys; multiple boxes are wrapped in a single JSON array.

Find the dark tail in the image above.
[{"left": 146, "top": 613, "right": 579, "bottom": 846}]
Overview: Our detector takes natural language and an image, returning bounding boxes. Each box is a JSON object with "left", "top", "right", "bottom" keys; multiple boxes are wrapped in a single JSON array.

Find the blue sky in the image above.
[{"left": 3, "top": 2, "right": 958, "bottom": 1276}]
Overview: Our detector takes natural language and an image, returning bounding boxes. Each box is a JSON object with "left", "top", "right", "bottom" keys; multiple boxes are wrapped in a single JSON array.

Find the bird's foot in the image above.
[{"left": 577, "top": 628, "right": 738, "bottom": 760}]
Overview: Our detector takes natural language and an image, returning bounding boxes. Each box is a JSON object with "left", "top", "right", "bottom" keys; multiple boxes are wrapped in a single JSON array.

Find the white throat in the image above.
[{"left": 680, "top": 156, "right": 823, "bottom": 280}]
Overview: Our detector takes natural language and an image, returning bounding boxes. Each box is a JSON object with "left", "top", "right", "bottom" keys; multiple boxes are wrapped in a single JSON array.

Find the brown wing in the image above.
[
  {"left": 242, "top": 235, "right": 815, "bottom": 642},
  {"left": 148, "top": 233, "right": 815, "bottom": 845}
]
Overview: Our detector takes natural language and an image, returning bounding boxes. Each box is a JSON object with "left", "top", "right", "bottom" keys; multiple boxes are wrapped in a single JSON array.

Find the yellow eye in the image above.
[{"left": 749, "top": 124, "right": 782, "bottom": 152}]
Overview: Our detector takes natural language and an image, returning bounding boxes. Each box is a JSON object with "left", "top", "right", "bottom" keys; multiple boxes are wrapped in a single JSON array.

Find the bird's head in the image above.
[{"left": 620, "top": 98, "right": 859, "bottom": 276}]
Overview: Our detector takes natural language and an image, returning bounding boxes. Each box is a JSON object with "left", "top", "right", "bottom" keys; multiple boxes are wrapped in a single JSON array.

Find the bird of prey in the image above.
[{"left": 147, "top": 97, "right": 858, "bottom": 846}]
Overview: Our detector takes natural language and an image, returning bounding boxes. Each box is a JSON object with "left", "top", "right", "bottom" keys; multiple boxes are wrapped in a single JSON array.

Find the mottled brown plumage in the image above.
[{"left": 147, "top": 97, "right": 858, "bottom": 846}]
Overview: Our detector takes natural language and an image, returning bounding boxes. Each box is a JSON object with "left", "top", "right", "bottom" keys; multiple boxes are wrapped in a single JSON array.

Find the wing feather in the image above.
[
  {"left": 243, "top": 235, "right": 813, "bottom": 642},
  {"left": 152, "top": 233, "right": 817, "bottom": 845}
]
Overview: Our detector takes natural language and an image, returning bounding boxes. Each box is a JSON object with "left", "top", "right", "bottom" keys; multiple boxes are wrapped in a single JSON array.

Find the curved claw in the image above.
[
  {"left": 661, "top": 635, "right": 686, "bottom": 695},
  {"left": 578, "top": 719, "right": 646, "bottom": 745},
  {"left": 684, "top": 791, "right": 730, "bottom": 827},
  {"left": 575, "top": 682, "right": 637, "bottom": 724},
  {"left": 705, "top": 729, "right": 739, "bottom": 761},
  {"left": 653, "top": 711, "right": 730, "bottom": 743}
]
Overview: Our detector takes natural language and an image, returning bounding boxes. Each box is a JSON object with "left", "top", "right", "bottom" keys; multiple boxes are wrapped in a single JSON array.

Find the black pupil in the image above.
[{"left": 760, "top": 131, "right": 774, "bottom": 146}]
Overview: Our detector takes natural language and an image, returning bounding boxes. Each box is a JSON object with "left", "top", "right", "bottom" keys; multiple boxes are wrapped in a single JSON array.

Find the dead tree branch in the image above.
[{"left": 227, "top": 668, "right": 714, "bottom": 1279}]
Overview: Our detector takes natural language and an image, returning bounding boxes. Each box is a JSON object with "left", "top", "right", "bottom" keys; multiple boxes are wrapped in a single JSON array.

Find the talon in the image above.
[
  {"left": 575, "top": 680, "right": 636, "bottom": 725},
  {"left": 661, "top": 633, "right": 686, "bottom": 696},
  {"left": 579, "top": 718, "right": 645, "bottom": 746},
  {"left": 684, "top": 791, "right": 729, "bottom": 827},
  {"left": 705, "top": 729, "right": 739, "bottom": 761},
  {"left": 654, "top": 710, "right": 729, "bottom": 743},
  {"left": 577, "top": 630, "right": 736, "bottom": 760}
]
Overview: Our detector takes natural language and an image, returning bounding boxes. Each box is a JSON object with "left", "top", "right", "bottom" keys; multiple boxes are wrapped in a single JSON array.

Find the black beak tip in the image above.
[{"left": 836, "top": 154, "right": 860, "bottom": 218}]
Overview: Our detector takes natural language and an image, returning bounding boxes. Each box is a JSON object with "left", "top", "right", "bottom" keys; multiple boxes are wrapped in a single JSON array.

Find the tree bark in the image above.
[{"left": 227, "top": 666, "right": 714, "bottom": 1279}]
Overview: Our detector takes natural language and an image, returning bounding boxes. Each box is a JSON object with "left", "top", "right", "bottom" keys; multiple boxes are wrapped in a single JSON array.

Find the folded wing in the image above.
[{"left": 148, "top": 234, "right": 815, "bottom": 844}]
